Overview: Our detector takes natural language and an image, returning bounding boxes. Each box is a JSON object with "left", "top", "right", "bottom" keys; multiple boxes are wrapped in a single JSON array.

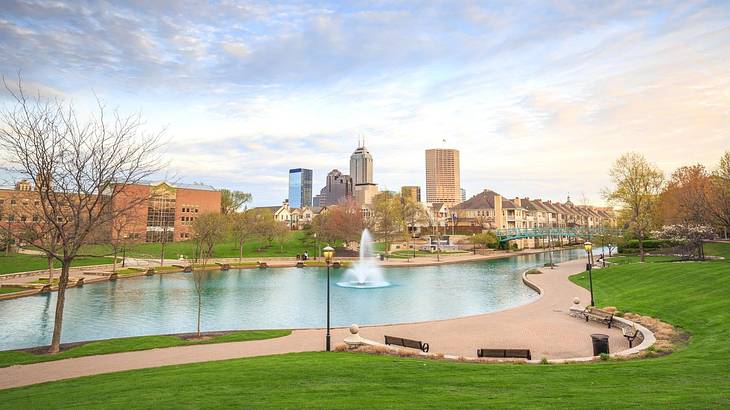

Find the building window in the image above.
[
  {"left": 32, "top": 215, "right": 39, "bottom": 222},
  {"left": 10, "top": 199, "right": 16, "bottom": 205},
  {"left": 20, "top": 215, "right": 27, "bottom": 222}
]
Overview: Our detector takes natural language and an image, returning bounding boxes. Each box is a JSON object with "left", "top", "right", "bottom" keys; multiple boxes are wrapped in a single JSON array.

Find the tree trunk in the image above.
[
  {"left": 112, "top": 248, "right": 118, "bottom": 274},
  {"left": 47, "top": 255, "right": 54, "bottom": 284},
  {"left": 160, "top": 239, "right": 166, "bottom": 267},
  {"left": 197, "top": 290, "right": 202, "bottom": 337},
  {"left": 48, "top": 263, "right": 71, "bottom": 354},
  {"left": 638, "top": 230, "right": 645, "bottom": 262},
  {"left": 239, "top": 241, "right": 243, "bottom": 264}
]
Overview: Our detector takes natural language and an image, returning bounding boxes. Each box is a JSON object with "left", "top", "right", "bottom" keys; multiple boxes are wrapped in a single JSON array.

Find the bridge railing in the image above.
[{"left": 495, "top": 227, "right": 623, "bottom": 241}]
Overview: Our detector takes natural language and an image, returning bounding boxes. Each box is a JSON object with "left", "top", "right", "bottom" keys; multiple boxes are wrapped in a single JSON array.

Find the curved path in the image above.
[{"left": 0, "top": 258, "right": 627, "bottom": 390}]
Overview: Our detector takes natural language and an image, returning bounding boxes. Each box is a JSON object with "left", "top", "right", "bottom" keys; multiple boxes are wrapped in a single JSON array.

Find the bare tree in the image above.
[
  {"left": 230, "top": 210, "right": 256, "bottom": 263},
  {"left": 603, "top": 152, "right": 664, "bottom": 262},
  {"left": 0, "top": 78, "right": 162, "bottom": 353},
  {"left": 191, "top": 213, "right": 228, "bottom": 336}
]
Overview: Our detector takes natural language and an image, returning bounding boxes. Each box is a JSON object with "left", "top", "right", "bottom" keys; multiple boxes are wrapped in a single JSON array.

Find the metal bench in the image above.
[
  {"left": 622, "top": 323, "right": 640, "bottom": 347},
  {"left": 581, "top": 306, "right": 615, "bottom": 328},
  {"left": 384, "top": 335, "right": 430, "bottom": 352},
  {"left": 477, "top": 348, "right": 532, "bottom": 360}
]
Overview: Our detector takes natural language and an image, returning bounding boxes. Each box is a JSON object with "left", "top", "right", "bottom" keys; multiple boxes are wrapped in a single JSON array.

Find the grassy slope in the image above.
[
  {"left": 0, "top": 330, "right": 291, "bottom": 368},
  {"left": 0, "top": 254, "right": 116, "bottom": 276},
  {"left": 1, "top": 245, "right": 729, "bottom": 408}
]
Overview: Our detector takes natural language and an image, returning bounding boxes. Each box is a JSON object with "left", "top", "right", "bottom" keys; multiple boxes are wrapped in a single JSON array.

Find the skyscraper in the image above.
[
  {"left": 425, "top": 148, "right": 461, "bottom": 206},
  {"left": 350, "top": 141, "right": 378, "bottom": 206},
  {"left": 314, "top": 169, "right": 353, "bottom": 206},
  {"left": 350, "top": 142, "right": 374, "bottom": 185},
  {"left": 288, "top": 168, "right": 313, "bottom": 208}
]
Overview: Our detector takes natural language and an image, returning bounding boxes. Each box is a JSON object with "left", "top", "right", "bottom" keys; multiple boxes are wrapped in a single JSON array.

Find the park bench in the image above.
[
  {"left": 622, "top": 323, "right": 640, "bottom": 348},
  {"left": 384, "top": 335, "right": 430, "bottom": 352},
  {"left": 477, "top": 349, "right": 532, "bottom": 360},
  {"left": 581, "top": 306, "right": 615, "bottom": 328}
]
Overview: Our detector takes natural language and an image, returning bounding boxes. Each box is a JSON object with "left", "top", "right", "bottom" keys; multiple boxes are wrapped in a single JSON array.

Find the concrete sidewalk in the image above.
[{"left": 0, "top": 258, "right": 626, "bottom": 390}]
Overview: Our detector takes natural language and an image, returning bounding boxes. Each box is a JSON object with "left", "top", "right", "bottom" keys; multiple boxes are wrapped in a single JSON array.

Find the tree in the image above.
[
  {"left": 660, "top": 164, "right": 711, "bottom": 226},
  {"left": 708, "top": 151, "right": 730, "bottom": 239},
  {"left": 230, "top": 210, "right": 257, "bottom": 263},
  {"left": 470, "top": 231, "right": 498, "bottom": 251},
  {"left": 653, "top": 224, "right": 716, "bottom": 260},
  {"left": 603, "top": 152, "right": 664, "bottom": 262},
  {"left": 312, "top": 199, "right": 365, "bottom": 247},
  {"left": 0, "top": 78, "right": 161, "bottom": 353},
  {"left": 191, "top": 213, "right": 228, "bottom": 336},
  {"left": 370, "top": 192, "right": 404, "bottom": 256},
  {"left": 220, "top": 189, "right": 252, "bottom": 214}
]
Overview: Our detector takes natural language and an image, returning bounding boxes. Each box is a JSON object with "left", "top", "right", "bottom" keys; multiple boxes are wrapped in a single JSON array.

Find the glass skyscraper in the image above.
[{"left": 288, "top": 168, "right": 313, "bottom": 208}]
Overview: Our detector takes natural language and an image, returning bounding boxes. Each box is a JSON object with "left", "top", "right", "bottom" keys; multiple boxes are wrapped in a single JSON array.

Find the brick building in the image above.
[{"left": 0, "top": 180, "right": 221, "bottom": 245}]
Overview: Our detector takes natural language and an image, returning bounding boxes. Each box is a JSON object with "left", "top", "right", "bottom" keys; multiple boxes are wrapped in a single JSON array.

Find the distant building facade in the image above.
[
  {"left": 288, "top": 168, "right": 313, "bottom": 208},
  {"left": 461, "top": 188, "right": 466, "bottom": 202},
  {"left": 314, "top": 169, "right": 353, "bottom": 207},
  {"left": 425, "top": 148, "right": 461, "bottom": 206},
  {"left": 401, "top": 186, "right": 422, "bottom": 203}
]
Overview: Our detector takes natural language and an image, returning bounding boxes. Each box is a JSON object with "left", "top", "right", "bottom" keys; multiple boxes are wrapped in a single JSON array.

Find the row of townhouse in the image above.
[{"left": 451, "top": 189, "right": 617, "bottom": 248}]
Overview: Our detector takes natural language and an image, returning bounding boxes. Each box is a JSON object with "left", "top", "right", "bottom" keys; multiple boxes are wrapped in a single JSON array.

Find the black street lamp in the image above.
[
  {"left": 584, "top": 241, "right": 595, "bottom": 307},
  {"left": 323, "top": 245, "right": 334, "bottom": 352},
  {"left": 472, "top": 233, "right": 476, "bottom": 255}
]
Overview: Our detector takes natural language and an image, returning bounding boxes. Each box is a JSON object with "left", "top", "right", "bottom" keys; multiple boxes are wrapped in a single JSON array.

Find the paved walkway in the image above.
[{"left": 0, "top": 258, "right": 627, "bottom": 390}]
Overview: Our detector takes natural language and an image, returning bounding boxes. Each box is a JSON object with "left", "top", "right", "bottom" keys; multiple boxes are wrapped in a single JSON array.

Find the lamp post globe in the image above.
[{"left": 322, "top": 245, "right": 335, "bottom": 351}]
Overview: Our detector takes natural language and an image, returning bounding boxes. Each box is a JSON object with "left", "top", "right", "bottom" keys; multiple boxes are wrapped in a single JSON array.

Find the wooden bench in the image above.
[
  {"left": 581, "top": 306, "right": 615, "bottom": 328},
  {"left": 384, "top": 335, "right": 429, "bottom": 352},
  {"left": 622, "top": 323, "right": 640, "bottom": 348},
  {"left": 477, "top": 349, "right": 532, "bottom": 360}
]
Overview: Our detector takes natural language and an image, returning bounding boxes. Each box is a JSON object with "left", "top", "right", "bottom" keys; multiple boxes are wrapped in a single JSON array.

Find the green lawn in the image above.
[
  {"left": 0, "top": 254, "right": 116, "bottom": 276},
  {"left": 0, "top": 330, "right": 291, "bottom": 368},
  {"left": 0, "top": 286, "right": 25, "bottom": 294},
  {"left": 76, "top": 230, "right": 325, "bottom": 259},
  {"left": 1, "top": 245, "right": 729, "bottom": 408}
]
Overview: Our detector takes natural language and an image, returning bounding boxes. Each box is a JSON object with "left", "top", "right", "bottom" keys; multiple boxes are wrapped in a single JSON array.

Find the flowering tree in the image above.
[{"left": 652, "top": 224, "right": 716, "bottom": 260}]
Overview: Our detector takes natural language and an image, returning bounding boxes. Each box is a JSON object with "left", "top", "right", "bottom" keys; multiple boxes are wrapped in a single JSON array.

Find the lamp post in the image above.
[
  {"left": 314, "top": 233, "right": 319, "bottom": 260},
  {"left": 472, "top": 233, "right": 476, "bottom": 255},
  {"left": 584, "top": 241, "right": 595, "bottom": 307},
  {"left": 323, "top": 245, "right": 334, "bottom": 352}
]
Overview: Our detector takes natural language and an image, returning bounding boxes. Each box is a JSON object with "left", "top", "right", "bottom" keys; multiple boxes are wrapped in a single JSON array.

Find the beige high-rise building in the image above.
[{"left": 425, "top": 148, "right": 461, "bottom": 206}]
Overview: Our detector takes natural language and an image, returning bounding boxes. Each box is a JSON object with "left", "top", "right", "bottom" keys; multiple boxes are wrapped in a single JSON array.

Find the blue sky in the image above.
[{"left": 1, "top": 0, "right": 729, "bottom": 206}]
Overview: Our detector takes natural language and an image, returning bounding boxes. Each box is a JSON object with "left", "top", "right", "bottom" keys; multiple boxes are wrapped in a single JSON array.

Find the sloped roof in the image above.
[{"left": 453, "top": 189, "right": 502, "bottom": 210}]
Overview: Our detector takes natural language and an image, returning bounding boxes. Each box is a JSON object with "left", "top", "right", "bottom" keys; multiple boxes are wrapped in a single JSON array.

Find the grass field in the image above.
[
  {"left": 0, "top": 254, "right": 117, "bottom": 276},
  {"left": 0, "top": 330, "right": 291, "bottom": 368},
  {"left": 1, "top": 244, "right": 729, "bottom": 407},
  {"left": 77, "top": 230, "right": 326, "bottom": 259},
  {"left": 0, "top": 286, "right": 25, "bottom": 294}
]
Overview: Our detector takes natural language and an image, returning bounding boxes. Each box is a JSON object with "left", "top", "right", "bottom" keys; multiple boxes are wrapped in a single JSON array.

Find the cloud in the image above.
[{"left": 0, "top": 0, "right": 729, "bottom": 206}]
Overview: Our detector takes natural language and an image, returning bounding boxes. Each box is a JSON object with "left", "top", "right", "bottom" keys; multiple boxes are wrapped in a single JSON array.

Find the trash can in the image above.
[
  {"left": 591, "top": 333, "right": 610, "bottom": 356},
  {"left": 379, "top": 253, "right": 385, "bottom": 261}
]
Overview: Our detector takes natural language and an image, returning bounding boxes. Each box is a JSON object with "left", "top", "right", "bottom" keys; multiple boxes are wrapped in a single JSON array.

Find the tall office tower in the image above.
[
  {"left": 288, "top": 168, "right": 313, "bottom": 208},
  {"left": 425, "top": 148, "right": 461, "bottom": 206},
  {"left": 401, "top": 186, "right": 422, "bottom": 203},
  {"left": 315, "top": 169, "right": 353, "bottom": 206},
  {"left": 350, "top": 141, "right": 378, "bottom": 206},
  {"left": 350, "top": 142, "right": 374, "bottom": 185},
  {"left": 461, "top": 188, "right": 467, "bottom": 202}
]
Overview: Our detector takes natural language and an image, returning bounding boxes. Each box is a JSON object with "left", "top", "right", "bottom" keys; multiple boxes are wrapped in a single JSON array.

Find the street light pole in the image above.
[
  {"left": 472, "top": 233, "right": 476, "bottom": 255},
  {"left": 585, "top": 241, "right": 595, "bottom": 307},
  {"left": 323, "top": 245, "right": 334, "bottom": 352}
]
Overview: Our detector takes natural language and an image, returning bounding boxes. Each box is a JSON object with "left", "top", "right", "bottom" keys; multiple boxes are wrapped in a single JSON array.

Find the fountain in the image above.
[{"left": 337, "top": 229, "right": 391, "bottom": 289}]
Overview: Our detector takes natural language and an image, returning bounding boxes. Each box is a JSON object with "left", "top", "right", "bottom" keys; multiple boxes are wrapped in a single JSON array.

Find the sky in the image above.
[{"left": 0, "top": 0, "right": 729, "bottom": 207}]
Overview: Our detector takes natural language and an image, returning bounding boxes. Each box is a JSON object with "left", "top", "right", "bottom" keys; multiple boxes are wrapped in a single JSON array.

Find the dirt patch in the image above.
[{"left": 622, "top": 312, "right": 690, "bottom": 357}]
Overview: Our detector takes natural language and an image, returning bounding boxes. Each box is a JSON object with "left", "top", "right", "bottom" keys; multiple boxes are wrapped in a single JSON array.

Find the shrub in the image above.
[
  {"left": 599, "top": 353, "right": 610, "bottom": 361},
  {"left": 540, "top": 357, "right": 549, "bottom": 365},
  {"left": 525, "top": 268, "right": 543, "bottom": 275}
]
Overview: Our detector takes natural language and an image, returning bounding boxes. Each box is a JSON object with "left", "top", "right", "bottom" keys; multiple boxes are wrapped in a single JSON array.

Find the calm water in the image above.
[{"left": 0, "top": 248, "right": 590, "bottom": 350}]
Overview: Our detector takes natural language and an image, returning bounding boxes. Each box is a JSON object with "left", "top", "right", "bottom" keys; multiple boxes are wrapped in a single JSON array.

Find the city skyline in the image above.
[{"left": 0, "top": 1, "right": 728, "bottom": 207}]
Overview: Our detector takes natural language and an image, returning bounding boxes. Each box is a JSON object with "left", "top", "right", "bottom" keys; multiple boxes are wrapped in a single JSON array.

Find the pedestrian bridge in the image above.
[{"left": 495, "top": 227, "right": 623, "bottom": 243}]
